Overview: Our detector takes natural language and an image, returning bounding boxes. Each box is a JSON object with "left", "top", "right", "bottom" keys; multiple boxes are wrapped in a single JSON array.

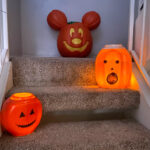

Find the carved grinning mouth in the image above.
[
  {"left": 17, "top": 120, "right": 36, "bottom": 128},
  {"left": 63, "top": 41, "right": 89, "bottom": 52}
]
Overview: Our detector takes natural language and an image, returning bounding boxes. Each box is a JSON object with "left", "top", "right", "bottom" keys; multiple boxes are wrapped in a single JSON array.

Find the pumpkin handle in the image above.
[{"left": 82, "top": 11, "right": 101, "bottom": 30}]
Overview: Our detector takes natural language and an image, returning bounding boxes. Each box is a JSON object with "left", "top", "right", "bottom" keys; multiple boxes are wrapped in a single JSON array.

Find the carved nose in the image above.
[
  {"left": 111, "top": 68, "right": 114, "bottom": 70},
  {"left": 72, "top": 38, "right": 81, "bottom": 45}
]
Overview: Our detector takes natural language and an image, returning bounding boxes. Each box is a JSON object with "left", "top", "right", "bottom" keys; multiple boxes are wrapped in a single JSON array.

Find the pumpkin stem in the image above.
[{"left": 67, "top": 21, "right": 78, "bottom": 24}]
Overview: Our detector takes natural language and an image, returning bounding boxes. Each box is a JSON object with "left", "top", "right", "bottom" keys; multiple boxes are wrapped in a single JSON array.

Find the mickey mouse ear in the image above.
[
  {"left": 47, "top": 10, "right": 67, "bottom": 30},
  {"left": 82, "top": 11, "right": 101, "bottom": 30}
]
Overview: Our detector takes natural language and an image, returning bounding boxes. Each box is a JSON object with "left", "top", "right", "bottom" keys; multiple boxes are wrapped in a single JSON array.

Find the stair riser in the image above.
[
  {"left": 12, "top": 57, "right": 96, "bottom": 86},
  {"left": 7, "top": 87, "right": 140, "bottom": 113},
  {"left": 41, "top": 111, "right": 126, "bottom": 123},
  {"left": 37, "top": 93, "right": 140, "bottom": 113}
]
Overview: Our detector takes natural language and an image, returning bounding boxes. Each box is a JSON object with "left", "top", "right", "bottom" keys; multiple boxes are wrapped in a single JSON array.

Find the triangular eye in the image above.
[
  {"left": 20, "top": 112, "right": 25, "bottom": 118},
  {"left": 30, "top": 109, "right": 34, "bottom": 115}
]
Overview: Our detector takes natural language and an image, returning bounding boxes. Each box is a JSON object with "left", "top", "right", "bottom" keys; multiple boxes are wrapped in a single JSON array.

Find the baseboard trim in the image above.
[
  {"left": 0, "top": 62, "right": 13, "bottom": 137},
  {"left": 132, "top": 63, "right": 150, "bottom": 130}
]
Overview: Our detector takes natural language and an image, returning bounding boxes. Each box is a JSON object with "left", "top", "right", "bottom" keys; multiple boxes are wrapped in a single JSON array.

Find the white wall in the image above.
[
  {"left": 7, "top": 0, "right": 22, "bottom": 56},
  {"left": 8, "top": 0, "right": 130, "bottom": 57}
]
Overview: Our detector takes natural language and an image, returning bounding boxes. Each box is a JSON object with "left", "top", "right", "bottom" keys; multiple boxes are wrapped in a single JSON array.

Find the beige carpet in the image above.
[
  {"left": 6, "top": 86, "right": 140, "bottom": 113},
  {"left": 1, "top": 57, "right": 149, "bottom": 150},
  {"left": 1, "top": 119, "right": 150, "bottom": 150}
]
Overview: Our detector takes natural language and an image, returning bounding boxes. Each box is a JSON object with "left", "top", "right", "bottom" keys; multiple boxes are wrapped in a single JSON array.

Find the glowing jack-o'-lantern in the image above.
[
  {"left": 95, "top": 45, "right": 132, "bottom": 89},
  {"left": 47, "top": 10, "right": 101, "bottom": 57},
  {"left": 1, "top": 93, "right": 42, "bottom": 136}
]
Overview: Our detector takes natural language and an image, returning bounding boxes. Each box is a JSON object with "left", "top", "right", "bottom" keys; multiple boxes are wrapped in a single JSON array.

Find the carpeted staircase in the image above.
[{"left": 1, "top": 57, "right": 150, "bottom": 150}]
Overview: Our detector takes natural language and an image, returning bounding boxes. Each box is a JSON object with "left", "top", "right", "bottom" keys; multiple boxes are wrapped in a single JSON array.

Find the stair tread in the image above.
[
  {"left": 6, "top": 86, "right": 140, "bottom": 112},
  {"left": 11, "top": 57, "right": 96, "bottom": 86},
  {"left": 1, "top": 119, "right": 150, "bottom": 150}
]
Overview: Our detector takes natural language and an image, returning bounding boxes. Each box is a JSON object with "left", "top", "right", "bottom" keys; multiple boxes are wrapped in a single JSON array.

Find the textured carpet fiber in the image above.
[
  {"left": 6, "top": 86, "right": 140, "bottom": 112},
  {"left": 1, "top": 119, "right": 150, "bottom": 150},
  {"left": 11, "top": 57, "right": 96, "bottom": 86},
  {"left": 1, "top": 57, "right": 147, "bottom": 149}
]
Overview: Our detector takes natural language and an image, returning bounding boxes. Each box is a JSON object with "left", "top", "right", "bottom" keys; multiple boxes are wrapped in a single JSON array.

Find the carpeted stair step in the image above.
[
  {"left": 6, "top": 86, "right": 140, "bottom": 113},
  {"left": 11, "top": 57, "right": 96, "bottom": 86},
  {"left": 1, "top": 119, "right": 150, "bottom": 150}
]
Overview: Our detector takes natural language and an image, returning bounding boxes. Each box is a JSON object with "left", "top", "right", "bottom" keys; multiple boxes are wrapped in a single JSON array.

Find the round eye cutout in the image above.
[
  {"left": 116, "top": 60, "right": 119, "bottom": 64},
  {"left": 78, "top": 28, "right": 83, "bottom": 37},
  {"left": 70, "top": 28, "right": 75, "bottom": 37},
  {"left": 104, "top": 60, "right": 107, "bottom": 64}
]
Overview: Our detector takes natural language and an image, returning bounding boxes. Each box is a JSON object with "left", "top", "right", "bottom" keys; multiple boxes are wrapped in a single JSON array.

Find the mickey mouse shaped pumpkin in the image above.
[{"left": 47, "top": 10, "right": 101, "bottom": 57}]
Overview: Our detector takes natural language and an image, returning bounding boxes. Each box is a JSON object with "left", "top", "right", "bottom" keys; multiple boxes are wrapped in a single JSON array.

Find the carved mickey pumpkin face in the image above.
[
  {"left": 57, "top": 23, "right": 92, "bottom": 57},
  {"left": 95, "top": 45, "right": 132, "bottom": 89},
  {"left": 47, "top": 10, "right": 101, "bottom": 57},
  {"left": 1, "top": 93, "right": 42, "bottom": 136}
]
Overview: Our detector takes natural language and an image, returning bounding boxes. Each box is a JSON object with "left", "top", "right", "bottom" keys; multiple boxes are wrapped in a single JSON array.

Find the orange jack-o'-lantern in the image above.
[
  {"left": 1, "top": 93, "right": 42, "bottom": 136},
  {"left": 95, "top": 45, "right": 132, "bottom": 89},
  {"left": 47, "top": 10, "right": 101, "bottom": 57}
]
